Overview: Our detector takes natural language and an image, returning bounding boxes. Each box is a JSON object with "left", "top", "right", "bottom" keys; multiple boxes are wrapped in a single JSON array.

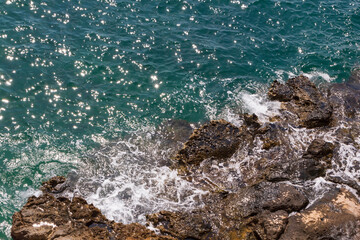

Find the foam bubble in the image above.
[
  {"left": 303, "top": 71, "right": 335, "bottom": 82},
  {"left": 19, "top": 188, "right": 42, "bottom": 199},
  {"left": 240, "top": 91, "right": 281, "bottom": 122},
  {"left": 274, "top": 69, "right": 335, "bottom": 83},
  {"left": 68, "top": 133, "right": 208, "bottom": 224},
  {"left": 33, "top": 222, "right": 57, "bottom": 228}
]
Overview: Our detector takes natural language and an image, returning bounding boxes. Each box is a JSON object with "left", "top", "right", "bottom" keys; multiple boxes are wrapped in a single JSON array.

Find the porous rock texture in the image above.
[
  {"left": 147, "top": 182, "right": 308, "bottom": 239},
  {"left": 174, "top": 119, "right": 242, "bottom": 166},
  {"left": 268, "top": 75, "right": 333, "bottom": 128}
]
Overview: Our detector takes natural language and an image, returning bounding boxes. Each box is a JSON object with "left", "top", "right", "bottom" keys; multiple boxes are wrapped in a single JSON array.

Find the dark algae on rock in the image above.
[{"left": 12, "top": 73, "right": 360, "bottom": 240}]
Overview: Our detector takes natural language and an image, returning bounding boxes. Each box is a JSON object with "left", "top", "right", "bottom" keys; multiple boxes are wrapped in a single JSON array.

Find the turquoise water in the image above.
[{"left": 0, "top": 0, "right": 359, "bottom": 238}]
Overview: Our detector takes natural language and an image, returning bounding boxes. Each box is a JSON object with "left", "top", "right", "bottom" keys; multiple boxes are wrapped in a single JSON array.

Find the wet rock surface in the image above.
[
  {"left": 12, "top": 73, "right": 360, "bottom": 240},
  {"left": 147, "top": 182, "right": 308, "bottom": 240},
  {"left": 174, "top": 119, "right": 242, "bottom": 166},
  {"left": 40, "top": 176, "right": 68, "bottom": 194},
  {"left": 269, "top": 75, "right": 332, "bottom": 128},
  {"left": 327, "top": 69, "right": 360, "bottom": 120},
  {"left": 12, "top": 178, "right": 174, "bottom": 240}
]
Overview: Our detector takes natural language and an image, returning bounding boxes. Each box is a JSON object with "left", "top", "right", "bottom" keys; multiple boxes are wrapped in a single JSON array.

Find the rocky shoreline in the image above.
[{"left": 11, "top": 72, "right": 360, "bottom": 239}]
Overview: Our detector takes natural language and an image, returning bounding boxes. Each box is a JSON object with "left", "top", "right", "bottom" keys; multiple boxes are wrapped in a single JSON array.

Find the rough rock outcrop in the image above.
[
  {"left": 40, "top": 176, "right": 68, "bottom": 194},
  {"left": 263, "top": 138, "right": 335, "bottom": 182},
  {"left": 147, "top": 182, "right": 308, "bottom": 240},
  {"left": 280, "top": 188, "right": 360, "bottom": 240},
  {"left": 12, "top": 178, "right": 174, "bottom": 240},
  {"left": 327, "top": 69, "right": 360, "bottom": 120},
  {"left": 299, "top": 138, "right": 334, "bottom": 180},
  {"left": 269, "top": 75, "right": 332, "bottom": 128},
  {"left": 175, "top": 119, "right": 242, "bottom": 166}
]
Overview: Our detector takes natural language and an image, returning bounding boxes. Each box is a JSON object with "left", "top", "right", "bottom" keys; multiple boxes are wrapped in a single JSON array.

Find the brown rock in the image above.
[
  {"left": 303, "top": 138, "right": 334, "bottom": 159},
  {"left": 280, "top": 188, "right": 360, "bottom": 240},
  {"left": 296, "top": 138, "right": 335, "bottom": 180},
  {"left": 147, "top": 182, "right": 308, "bottom": 240},
  {"left": 147, "top": 210, "right": 212, "bottom": 239},
  {"left": 243, "top": 113, "right": 261, "bottom": 129},
  {"left": 11, "top": 193, "right": 173, "bottom": 240},
  {"left": 40, "top": 176, "right": 68, "bottom": 194},
  {"left": 175, "top": 119, "right": 241, "bottom": 165},
  {"left": 268, "top": 80, "right": 293, "bottom": 102},
  {"left": 224, "top": 182, "right": 308, "bottom": 219},
  {"left": 268, "top": 75, "right": 332, "bottom": 128},
  {"left": 254, "top": 210, "right": 288, "bottom": 240}
]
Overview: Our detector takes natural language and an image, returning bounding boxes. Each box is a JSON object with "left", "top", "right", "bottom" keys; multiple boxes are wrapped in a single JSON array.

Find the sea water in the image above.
[{"left": 0, "top": 0, "right": 359, "bottom": 238}]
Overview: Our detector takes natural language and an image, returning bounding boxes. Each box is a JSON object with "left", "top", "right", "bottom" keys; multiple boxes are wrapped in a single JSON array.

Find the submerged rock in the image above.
[{"left": 157, "top": 119, "right": 196, "bottom": 159}]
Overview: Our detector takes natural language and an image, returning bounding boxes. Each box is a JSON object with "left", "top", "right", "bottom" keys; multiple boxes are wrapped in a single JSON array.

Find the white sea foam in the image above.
[
  {"left": 201, "top": 77, "right": 280, "bottom": 124},
  {"left": 275, "top": 69, "right": 335, "bottom": 83},
  {"left": 68, "top": 133, "right": 208, "bottom": 224},
  {"left": 303, "top": 71, "right": 335, "bottom": 82},
  {"left": 83, "top": 166, "right": 207, "bottom": 224},
  {"left": 275, "top": 69, "right": 296, "bottom": 82},
  {"left": 274, "top": 68, "right": 335, "bottom": 84},
  {"left": 240, "top": 91, "right": 281, "bottom": 122},
  {"left": 19, "top": 188, "right": 42, "bottom": 199},
  {"left": 33, "top": 221, "right": 57, "bottom": 228}
]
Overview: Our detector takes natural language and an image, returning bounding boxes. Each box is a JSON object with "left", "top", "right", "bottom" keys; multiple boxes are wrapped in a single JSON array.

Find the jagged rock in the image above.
[
  {"left": 264, "top": 138, "right": 334, "bottom": 182},
  {"left": 258, "top": 123, "right": 283, "bottom": 150},
  {"left": 298, "top": 139, "right": 334, "bottom": 180},
  {"left": 268, "top": 75, "right": 332, "bottom": 128},
  {"left": 303, "top": 138, "right": 334, "bottom": 159},
  {"left": 175, "top": 119, "right": 241, "bottom": 165},
  {"left": 328, "top": 69, "right": 360, "bottom": 120},
  {"left": 147, "top": 182, "right": 308, "bottom": 240},
  {"left": 280, "top": 188, "right": 360, "bottom": 240},
  {"left": 268, "top": 80, "right": 293, "bottom": 102},
  {"left": 254, "top": 210, "right": 288, "bottom": 240},
  {"left": 243, "top": 113, "right": 261, "bottom": 130},
  {"left": 11, "top": 193, "right": 174, "bottom": 240},
  {"left": 224, "top": 182, "right": 308, "bottom": 219},
  {"left": 40, "top": 176, "right": 68, "bottom": 194},
  {"left": 147, "top": 210, "right": 213, "bottom": 239}
]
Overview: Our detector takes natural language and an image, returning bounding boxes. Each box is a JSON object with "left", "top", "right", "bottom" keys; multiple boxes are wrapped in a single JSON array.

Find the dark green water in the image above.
[{"left": 0, "top": 0, "right": 359, "bottom": 238}]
